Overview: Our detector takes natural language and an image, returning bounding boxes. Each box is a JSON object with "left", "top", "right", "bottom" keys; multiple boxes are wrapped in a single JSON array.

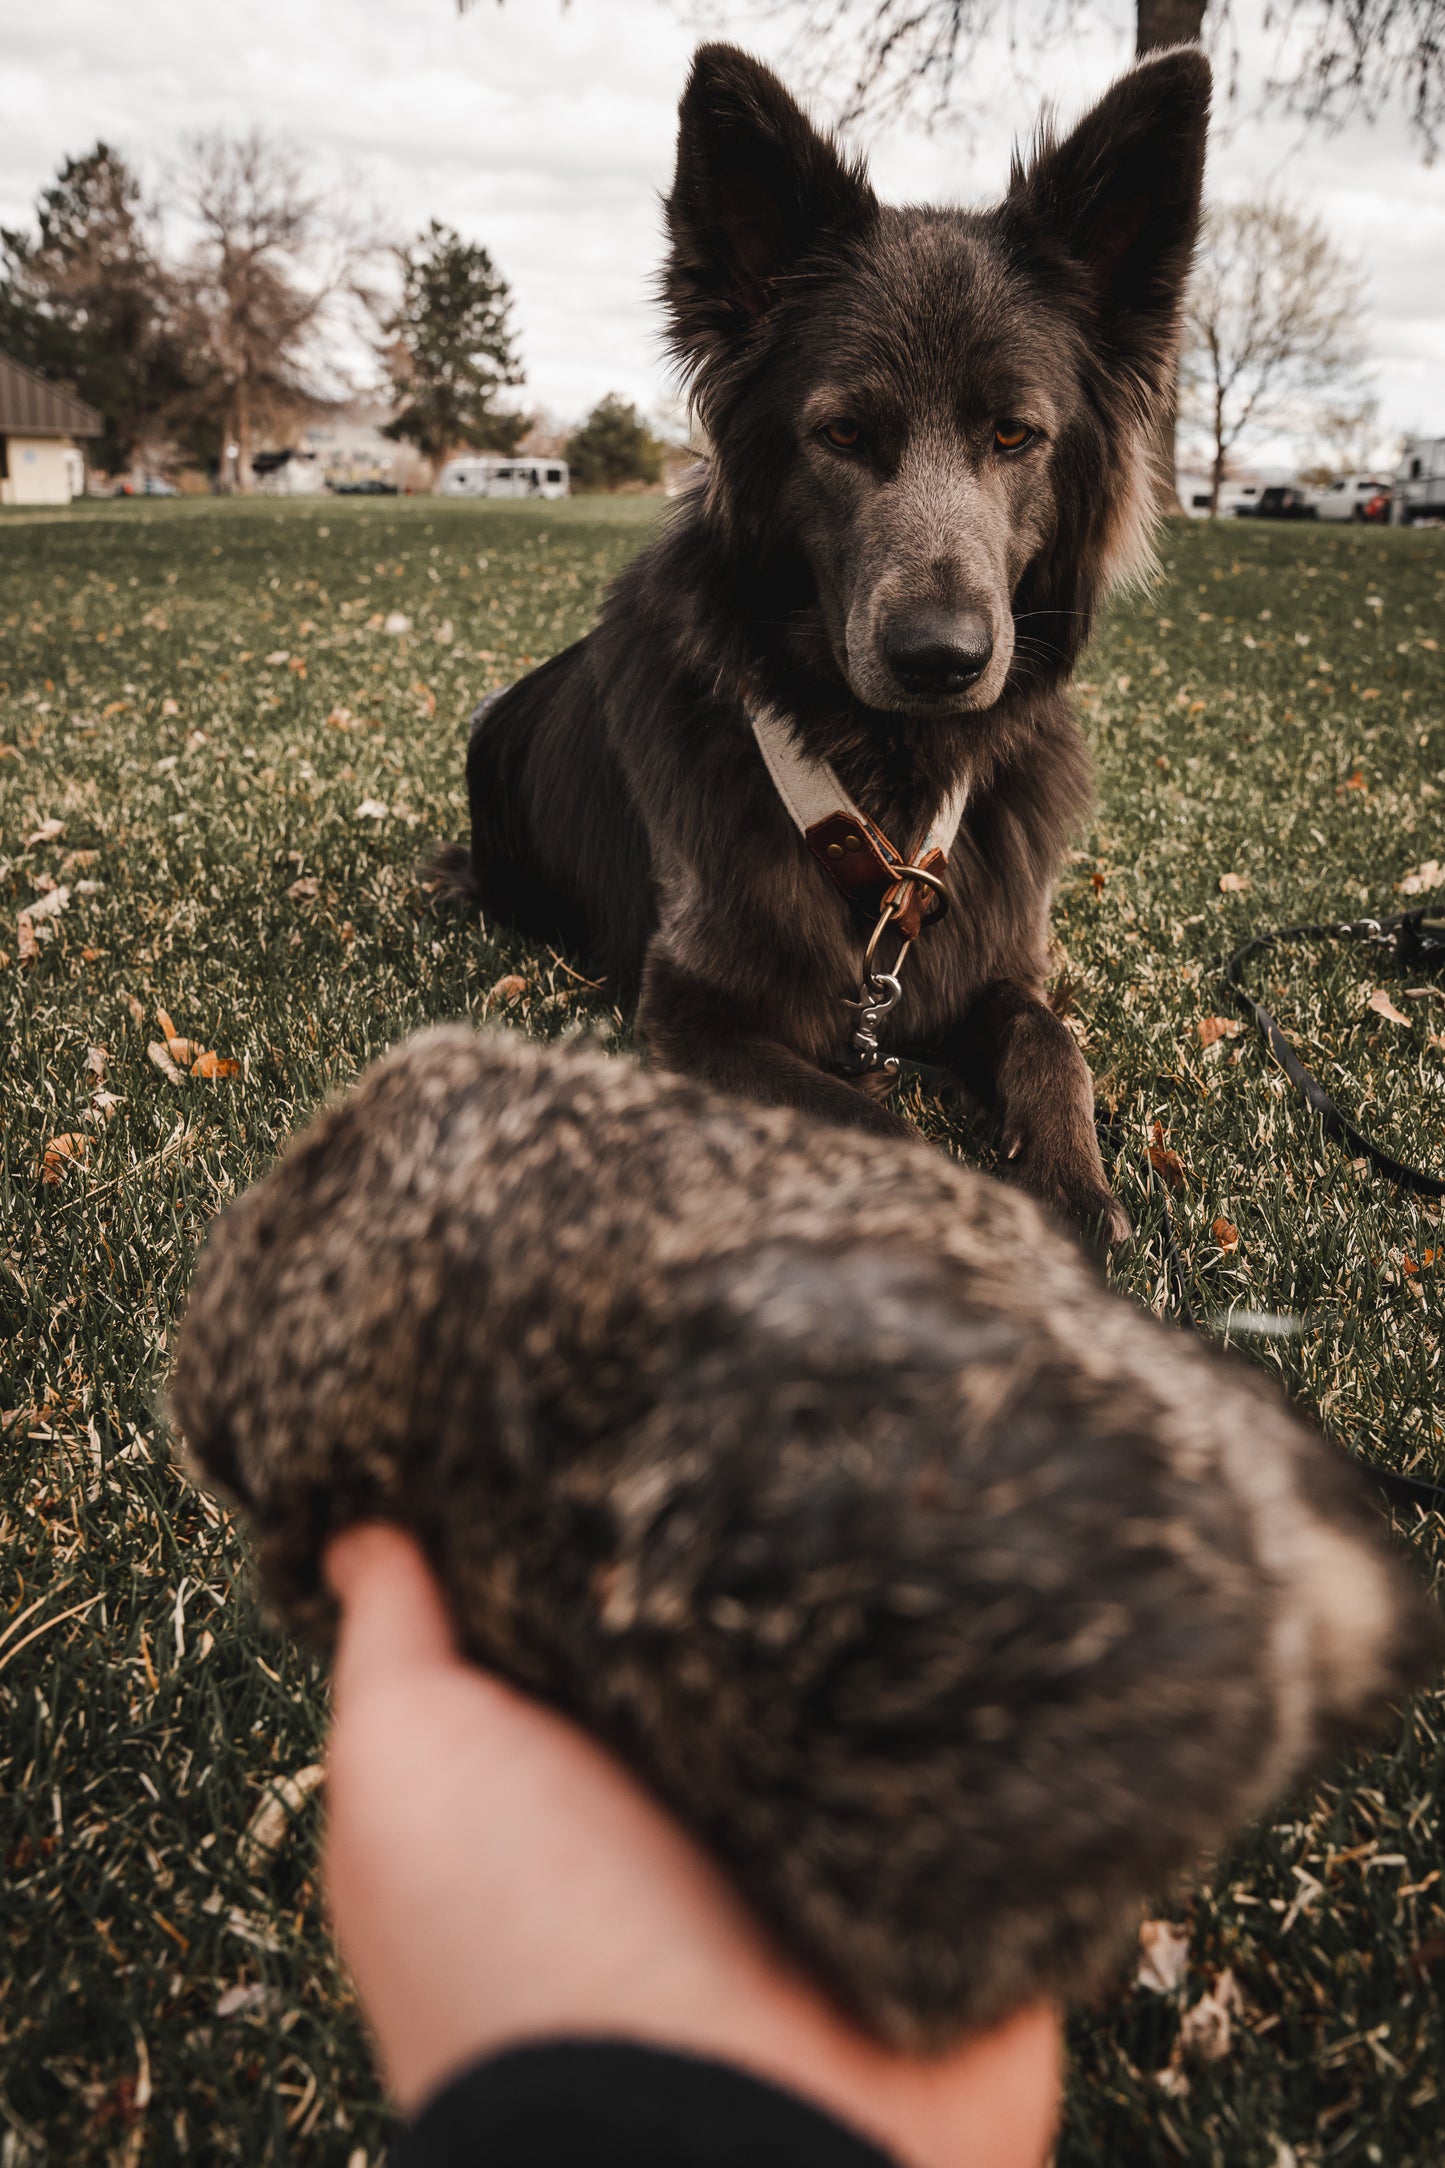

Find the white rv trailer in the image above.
[
  {"left": 1394, "top": 438, "right": 1445, "bottom": 524},
  {"left": 438, "top": 455, "right": 569, "bottom": 500}
]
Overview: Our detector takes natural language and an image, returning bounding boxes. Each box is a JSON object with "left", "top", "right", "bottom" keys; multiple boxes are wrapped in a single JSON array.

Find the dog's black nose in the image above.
[{"left": 883, "top": 611, "right": 994, "bottom": 698}]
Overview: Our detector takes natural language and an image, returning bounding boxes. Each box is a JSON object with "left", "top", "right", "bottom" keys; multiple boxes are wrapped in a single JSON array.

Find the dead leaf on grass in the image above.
[
  {"left": 85, "top": 1045, "right": 108, "bottom": 1081},
  {"left": 190, "top": 1049, "right": 240, "bottom": 1079},
  {"left": 1148, "top": 1121, "right": 1187, "bottom": 1191},
  {"left": 89, "top": 1090, "right": 124, "bottom": 1123},
  {"left": 286, "top": 876, "right": 320, "bottom": 902},
  {"left": 17, "top": 914, "right": 39, "bottom": 966},
  {"left": 25, "top": 818, "right": 64, "bottom": 846},
  {"left": 1398, "top": 859, "right": 1445, "bottom": 896},
  {"left": 1212, "top": 1217, "right": 1240, "bottom": 1253},
  {"left": 25, "top": 884, "right": 70, "bottom": 928},
  {"left": 1367, "top": 989, "right": 1411, "bottom": 1025},
  {"left": 355, "top": 798, "right": 389, "bottom": 821},
  {"left": 155, "top": 1007, "right": 199, "bottom": 1064},
  {"left": 1217, "top": 872, "right": 1251, "bottom": 894},
  {"left": 1177, "top": 1971, "right": 1244, "bottom": 2063},
  {"left": 490, "top": 974, "right": 528, "bottom": 1006},
  {"left": 41, "top": 1133, "right": 89, "bottom": 1184},
  {"left": 1136, "top": 1918, "right": 1191, "bottom": 1995},
  {"left": 410, "top": 679, "right": 437, "bottom": 719},
  {"left": 124, "top": 992, "right": 146, "bottom": 1026},
  {"left": 1197, "top": 1015, "right": 1242, "bottom": 1048},
  {"left": 238, "top": 1765, "right": 325, "bottom": 1876},
  {"left": 148, "top": 1040, "right": 188, "bottom": 1087}
]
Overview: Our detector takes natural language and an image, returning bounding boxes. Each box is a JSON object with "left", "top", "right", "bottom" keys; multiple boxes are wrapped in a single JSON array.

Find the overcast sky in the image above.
[{"left": 2, "top": 0, "right": 1442, "bottom": 469}]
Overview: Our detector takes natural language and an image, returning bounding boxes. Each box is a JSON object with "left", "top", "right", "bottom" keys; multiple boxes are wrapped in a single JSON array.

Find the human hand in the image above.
[{"left": 323, "top": 1524, "right": 1062, "bottom": 2167}]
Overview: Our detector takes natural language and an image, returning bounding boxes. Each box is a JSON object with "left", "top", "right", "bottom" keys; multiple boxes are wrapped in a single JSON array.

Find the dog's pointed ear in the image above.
[
  {"left": 665, "top": 44, "right": 876, "bottom": 378},
  {"left": 1004, "top": 48, "right": 1210, "bottom": 382}
]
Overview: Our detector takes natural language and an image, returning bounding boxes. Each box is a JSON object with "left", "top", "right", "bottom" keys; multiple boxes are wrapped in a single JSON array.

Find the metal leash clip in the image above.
[{"left": 843, "top": 862, "right": 948, "bottom": 1076}]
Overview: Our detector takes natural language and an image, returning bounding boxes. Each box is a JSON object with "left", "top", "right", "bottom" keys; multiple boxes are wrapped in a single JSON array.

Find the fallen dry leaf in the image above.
[
  {"left": 355, "top": 798, "right": 389, "bottom": 821},
  {"left": 1137, "top": 1918, "right": 1191, "bottom": 1995},
  {"left": 89, "top": 1090, "right": 124, "bottom": 1123},
  {"left": 161, "top": 697, "right": 180, "bottom": 717},
  {"left": 17, "top": 914, "right": 39, "bottom": 966},
  {"left": 148, "top": 1040, "right": 188, "bottom": 1087},
  {"left": 41, "top": 1133, "right": 89, "bottom": 1185},
  {"left": 1341, "top": 770, "right": 1367, "bottom": 792},
  {"left": 1430, "top": 1032, "right": 1445, "bottom": 1054},
  {"left": 1177, "top": 1971, "right": 1243, "bottom": 2063},
  {"left": 25, "top": 818, "right": 64, "bottom": 846},
  {"left": 410, "top": 679, "right": 437, "bottom": 719},
  {"left": 1398, "top": 859, "right": 1445, "bottom": 896},
  {"left": 382, "top": 610, "right": 412, "bottom": 636},
  {"left": 25, "top": 884, "right": 70, "bottom": 926},
  {"left": 1367, "top": 989, "right": 1411, "bottom": 1026},
  {"left": 1148, "top": 1121, "right": 1186, "bottom": 1191},
  {"left": 490, "top": 974, "right": 528, "bottom": 1006},
  {"left": 238, "top": 1765, "right": 326, "bottom": 1876},
  {"left": 190, "top": 1049, "right": 241, "bottom": 1079},
  {"left": 287, "top": 876, "right": 320, "bottom": 902},
  {"left": 124, "top": 992, "right": 146, "bottom": 1026},
  {"left": 1217, "top": 872, "right": 1251, "bottom": 894},
  {"left": 1198, "top": 1015, "right": 1243, "bottom": 1048},
  {"left": 155, "top": 1007, "right": 194, "bottom": 1064},
  {"left": 85, "top": 1044, "right": 108, "bottom": 1081},
  {"left": 1212, "top": 1217, "right": 1240, "bottom": 1254}
]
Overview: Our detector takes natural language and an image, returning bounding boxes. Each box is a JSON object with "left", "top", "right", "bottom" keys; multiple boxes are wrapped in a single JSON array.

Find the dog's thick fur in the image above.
[
  {"left": 436, "top": 45, "right": 1213, "bottom": 1242},
  {"left": 171, "top": 1029, "right": 1438, "bottom": 2049}
]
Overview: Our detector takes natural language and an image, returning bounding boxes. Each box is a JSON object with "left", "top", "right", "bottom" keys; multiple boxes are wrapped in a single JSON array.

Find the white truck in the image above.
[
  {"left": 438, "top": 456, "right": 569, "bottom": 500},
  {"left": 1315, "top": 472, "right": 1393, "bottom": 522},
  {"left": 1394, "top": 438, "right": 1445, "bottom": 525}
]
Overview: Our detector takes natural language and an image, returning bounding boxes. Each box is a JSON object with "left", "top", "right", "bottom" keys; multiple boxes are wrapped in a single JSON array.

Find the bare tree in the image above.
[
  {"left": 176, "top": 134, "right": 375, "bottom": 491},
  {"left": 1179, "top": 200, "right": 1367, "bottom": 512},
  {"left": 708, "top": 0, "right": 1443, "bottom": 150}
]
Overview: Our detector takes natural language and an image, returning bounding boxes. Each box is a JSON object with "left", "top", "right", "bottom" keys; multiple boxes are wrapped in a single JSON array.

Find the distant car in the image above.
[
  {"left": 330, "top": 479, "right": 399, "bottom": 496},
  {"left": 1315, "top": 473, "right": 1393, "bottom": 523},
  {"left": 1241, "top": 485, "right": 1317, "bottom": 521},
  {"left": 1183, "top": 481, "right": 1262, "bottom": 519}
]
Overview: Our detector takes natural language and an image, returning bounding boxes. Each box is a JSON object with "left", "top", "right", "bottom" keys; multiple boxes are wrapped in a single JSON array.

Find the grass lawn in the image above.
[{"left": 2, "top": 493, "right": 1443, "bottom": 2166}]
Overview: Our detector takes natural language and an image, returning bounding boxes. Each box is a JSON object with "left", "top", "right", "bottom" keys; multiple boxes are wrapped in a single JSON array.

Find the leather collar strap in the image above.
[{"left": 751, "top": 704, "right": 969, "bottom": 941}]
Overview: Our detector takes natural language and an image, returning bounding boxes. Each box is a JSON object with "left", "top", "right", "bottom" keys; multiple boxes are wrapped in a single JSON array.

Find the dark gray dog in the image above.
[
  {"left": 435, "top": 43, "right": 1214, "bottom": 1244},
  {"left": 171, "top": 1029, "right": 1437, "bottom": 2049}
]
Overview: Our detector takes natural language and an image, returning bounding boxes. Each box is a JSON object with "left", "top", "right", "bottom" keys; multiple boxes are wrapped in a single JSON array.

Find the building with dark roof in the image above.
[{"left": 0, "top": 352, "right": 100, "bottom": 506}]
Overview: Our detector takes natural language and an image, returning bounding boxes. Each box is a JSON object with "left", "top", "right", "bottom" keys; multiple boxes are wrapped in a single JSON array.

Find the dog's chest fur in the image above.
[{"left": 592, "top": 580, "right": 1091, "bottom": 1065}]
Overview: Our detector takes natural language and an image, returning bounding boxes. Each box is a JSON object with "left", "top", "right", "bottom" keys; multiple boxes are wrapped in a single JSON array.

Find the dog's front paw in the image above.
[{"left": 1009, "top": 1146, "right": 1133, "bottom": 1250}]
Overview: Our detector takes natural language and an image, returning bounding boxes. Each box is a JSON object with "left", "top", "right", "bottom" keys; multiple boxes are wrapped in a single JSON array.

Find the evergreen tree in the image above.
[
  {"left": 0, "top": 145, "right": 185, "bottom": 473},
  {"left": 565, "top": 394, "right": 664, "bottom": 492},
  {"left": 383, "top": 224, "right": 528, "bottom": 463}
]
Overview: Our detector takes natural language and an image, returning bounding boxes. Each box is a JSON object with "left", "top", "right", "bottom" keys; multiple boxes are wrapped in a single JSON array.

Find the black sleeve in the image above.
[{"left": 391, "top": 2038, "right": 900, "bottom": 2168}]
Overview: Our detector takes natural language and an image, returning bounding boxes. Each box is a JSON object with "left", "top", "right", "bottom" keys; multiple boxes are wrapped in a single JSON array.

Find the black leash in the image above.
[
  {"left": 1197, "top": 906, "right": 1445, "bottom": 1516},
  {"left": 1224, "top": 909, "right": 1445, "bottom": 1199}
]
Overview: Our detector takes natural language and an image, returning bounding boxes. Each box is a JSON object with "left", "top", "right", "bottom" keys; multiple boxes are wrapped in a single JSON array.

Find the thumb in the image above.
[{"left": 326, "top": 1523, "right": 461, "bottom": 1708}]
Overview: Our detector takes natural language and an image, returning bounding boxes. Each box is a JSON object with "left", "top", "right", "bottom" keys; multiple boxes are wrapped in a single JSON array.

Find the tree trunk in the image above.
[
  {"left": 1137, "top": 0, "right": 1208, "bottom": 515},
  {"left": 236, "top": 372, "right": 253, "bottom": 496},
  {"left": 1136, "top": 0, "right": 1206, "bottom": 52}
]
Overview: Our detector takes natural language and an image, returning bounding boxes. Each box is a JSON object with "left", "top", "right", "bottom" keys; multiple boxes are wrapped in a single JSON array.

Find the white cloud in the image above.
[{"left": 1, "top": 0, "right": 1440, "bottom": 446}]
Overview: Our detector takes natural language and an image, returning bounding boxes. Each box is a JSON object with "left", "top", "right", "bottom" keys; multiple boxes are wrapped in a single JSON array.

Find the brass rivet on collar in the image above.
[
  {"left": 826, "top": 841, "right": 843, "bottom": 857},
  {"left": 844, "top": 832, "right": 862, "bottom": 851}
]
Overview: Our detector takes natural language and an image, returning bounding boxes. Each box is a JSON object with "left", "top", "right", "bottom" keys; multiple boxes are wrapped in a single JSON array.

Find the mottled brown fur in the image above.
[
  {"left": 436, "top": 45, "right": 1214, "bottom": 1243},
  {"left": 171, "top": 1029, "right": 1438, "bottom": 2049}
]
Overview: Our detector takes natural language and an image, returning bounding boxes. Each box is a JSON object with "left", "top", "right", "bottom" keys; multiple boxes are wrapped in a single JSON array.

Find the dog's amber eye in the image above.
[
  {"left": 994, "top": 422, "right": 1034, "bottom": 452},
  {"left": 820, "top": 419, "right": 862, "bottom": 452}
]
